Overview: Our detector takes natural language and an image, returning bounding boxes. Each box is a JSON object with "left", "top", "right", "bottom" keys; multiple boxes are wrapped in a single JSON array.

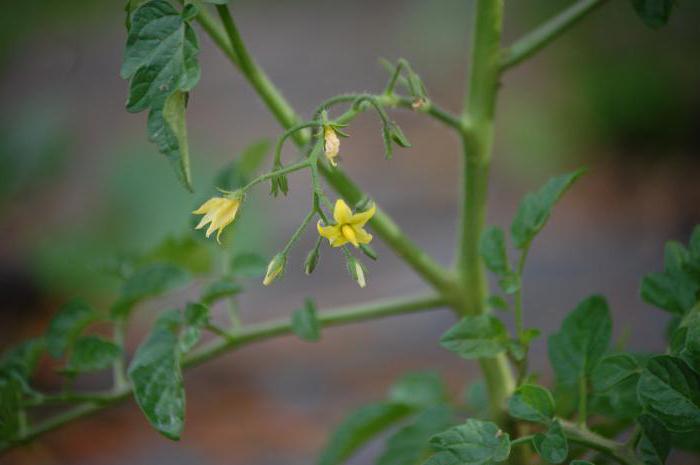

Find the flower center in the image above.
[{"left": 341, "top": 224, "right": 357, "bottom": 245}]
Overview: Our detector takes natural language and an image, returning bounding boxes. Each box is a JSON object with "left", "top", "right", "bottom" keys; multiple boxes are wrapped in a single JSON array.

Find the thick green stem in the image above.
[
  {"left": 560, "top": 420, "right": 643, "bottom": 465},
  {"left": 457, "top": 0, "right": 516, "bottom": 423}
]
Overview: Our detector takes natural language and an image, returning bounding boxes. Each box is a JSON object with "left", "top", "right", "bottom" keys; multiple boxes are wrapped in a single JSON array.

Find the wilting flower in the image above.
[
  {"left": 192, "top": 194, "right": 241, "bottom": 244},
  {"left": 324, "top": 125, "right": 341, "bottom": 166},
  {"left": 317, "top": 199, "right": 376, "bottom": 248}
]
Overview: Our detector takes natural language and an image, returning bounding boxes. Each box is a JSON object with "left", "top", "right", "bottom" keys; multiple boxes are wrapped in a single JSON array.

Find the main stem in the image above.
[{"left": 459, "top": 0, "right": 516, "bottom": 422}]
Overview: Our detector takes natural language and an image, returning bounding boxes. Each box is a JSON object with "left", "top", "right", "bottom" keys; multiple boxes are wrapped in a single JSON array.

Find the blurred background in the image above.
[{"left": 1, "top": 0, "right": 699, "bottom": 464}]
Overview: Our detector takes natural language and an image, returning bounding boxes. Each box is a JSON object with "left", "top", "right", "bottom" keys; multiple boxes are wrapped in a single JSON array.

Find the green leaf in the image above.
[
  {"left": 427, "top": 418, "right": 510, "bottom": 465},
  {"left": 45, "top": 299, "right": 98, "bottom": 357},
  {"left": 637, "top": 414, "right": 670, "bottom": 465},
  {"left": 510, "top": 169, "right": 584, "bottom": 249},
  {"left": 121, "top": 0, "right": 201, "bottom": 190},
  {"left": 631, "top": 0, "right": 675, "bottom": 29},
  {"left": 498, "top": 272, "right": 521, "bottom": 295},
  {"left": 0, "top": 376, "right": 21, "bottom": 442},
  {"left": 62, "top": 336, "right": 121, "bottom": 375},
  {"left": 231, "top": 253, "right": 269, "bottom": 278},
  {"left": 548, "top": 295, "right": 611, "bottom": 386},
  {"left": 480, "top": 227, "right": 510, "bottom": 276},
  {"left": 589, "top": 374, "right": 642, "bottom": 420},
  {"left": 570, "top": 462, "right": 594, "bottom": 465},
  {"left": 291, "top": 298, "right": 321, "bottom": 342},
  {"left": 128, "top": 310, "right": 185, "bottom": 440},
  {"left": 637, "top": 355, "right": 700, "bottom": 432},
  {"left": 508, "top": 384, "right": 555, "bottom": 424},
  {"left": 318, "top": 402, "right": 412, "bottom": 465},
  {"left": 440, "top": 315, "right": 509, "bottom": 359},
  {"left": 200, "top": 279, "right": 243, "bottom": 305},
  {"left": 111, "top": 263, "right": 190, "bottom": 317},
  {"left": 184, "top": 302, "right": 209, "bottom": 328},
  {"left": 148, "top": 234, "right": 213, "bottom": 275},
  {"left": 377, "top": 406, "right": 454, "bottom": 465},
  {"left": 464, "top": 379, "right": 489, "bottom": 419},
  {"left": 388, "top": 372, "right": 447, "bottom": 408},
  {"left": 641, "top": 271, "right": 698, "bottom": 316},
  {"left": 591, "top": 353, "right": 641, "bottom": 392},
  {"left": 0, "top": 338, "right": 45, "bottom": 382},
  {"left": 485, "top": 295, "right": 508, "bottom": 311},
  {"left": 533, "top": 420, "right": 568, "bottom": 464},
  {"left": 202, "top": 0, "right": 229, "bottom": 4},
  {"left": 671, "top": 311, "right": 700, "bottom": 373}
]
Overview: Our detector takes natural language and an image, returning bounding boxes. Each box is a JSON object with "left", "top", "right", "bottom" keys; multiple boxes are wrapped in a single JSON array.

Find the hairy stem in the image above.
[
  {"left": 3, "top": 294, "right": 446, "bottom": 453},
  {"left": 560, "top": 420, "right": 644, "bottom": 465}
]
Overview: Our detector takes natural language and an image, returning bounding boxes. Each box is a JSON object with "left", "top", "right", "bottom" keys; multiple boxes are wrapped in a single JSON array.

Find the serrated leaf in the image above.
[
  {"left": 121, "top": 0, "right": 201, "bottom": 190},
  {"left": 377, "top": 406, "right": 453, "bottom": 465},
  {"left": 533, "top": 420, "right": 568, "bottom": 464},
  {"left": 231, "top": 253, "right": 268, "bottom": 278},
  {"left": 480, "top": 227, "right": 510, "bottom": 276},
  {"left": 548, "top": 295, "right": 611, "bottom": 386},
  {"left": 388, "top": 372, "right": 447, "bottom": 408},
  {"left": 318, "top": 402, "right": 412, "bottom": 465},
  {"left": 637, "top": 414, "right": 670, "bottom": 465},
  {"left": 291, "top": 299, "right": 321, "bottom": 342},
  {"left": 591, "top": 353, "right": 641, "bottom": 392},
  {"left": 200, "top": 279, "right": 243, "bottom": 304},
  {"left": 128, "top": 310, "right": 185, "bottom": 440},
  {"left": 641, "top": 271, "right": 698, "bottom": 316},
  {"left": 428, "top": 418, "right": 510, "bottom": 465},
  {"left": 111, "top": 263, "right": 190, "bottom": 317},
  {"left": 510, "top": 169, "right": 584, "bottom": 249},
  {"left": 485, "top": 295, "right": 508, "bottom": 311},
  {"left": 637, "top": 355, "right": 700, "bottom": 432},
  {"left": 631, "top": 0, "right": 675, "bottom": 29},
  {"left": 184, "top": 302, "right": 209, "bottom": 328},
  {"left": 508, "top": 384, "right": 555, "bottom": 424},
  {"left": 589, "top": 374, "right": 642, "bottom": 420},
  {"left": 440, "top": 315, "right": 509, "bottom": 359},
  {"left": 672, "top": 311, "right": 700, "bottom": 374},
  {"left": 62, "top": 336, "right": 121, "bottom": 375},
  {"left": 45, "top": 299, "right": 98, "bottom": 357}
]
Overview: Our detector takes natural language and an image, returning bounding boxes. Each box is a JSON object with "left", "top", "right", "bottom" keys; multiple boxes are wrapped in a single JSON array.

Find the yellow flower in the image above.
[
  {"left": 324, "top": 126, "right": 340, "bottom": 166},
  {"left": 317, "top": 199, "right": 376, "bottom": 248},
  {"left": 192, "top": 195, "right": 241, "bottom": 243}
]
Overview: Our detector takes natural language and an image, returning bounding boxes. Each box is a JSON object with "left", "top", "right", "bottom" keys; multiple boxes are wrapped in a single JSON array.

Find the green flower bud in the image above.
[{"left": 263, "top": 253, "right": 286, "bottom": 286}]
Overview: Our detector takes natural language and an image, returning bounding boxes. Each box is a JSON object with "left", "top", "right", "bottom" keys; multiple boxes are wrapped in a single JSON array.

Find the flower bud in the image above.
[
  {"left": 346, "top": 256, "right": 367, "bottom": 288},
  {"left": 304, "top": 243, "right": 321, "bottom": 275},
  {"left": 263, "top": 253, "right": 286, "bottom": 286}
]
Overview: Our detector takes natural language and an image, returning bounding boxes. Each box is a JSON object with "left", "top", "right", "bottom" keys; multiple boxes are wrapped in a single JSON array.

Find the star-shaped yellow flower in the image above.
[
  {"left": 193, "top": 196, "right": 241, "bottom": 243},
  {"left": 317, "top": 199, "right": 376, "bottom": 248}
]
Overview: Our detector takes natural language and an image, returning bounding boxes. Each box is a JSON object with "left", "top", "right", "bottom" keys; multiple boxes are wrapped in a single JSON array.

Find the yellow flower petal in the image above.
[
  {"left": 349, "top": 203, "right": 376, "bottom": 228},
  {"left": 193, "top": 197, "right": 224, "bottom": 214},
  {"left": 341, "top": 224, "right": 359, "bottom": 247},
  {"left": 333, "top": 199, "right": 353, "bottom": 224},
  {"left": 351, "top": 225, "right": 373, "bottom": 245}
]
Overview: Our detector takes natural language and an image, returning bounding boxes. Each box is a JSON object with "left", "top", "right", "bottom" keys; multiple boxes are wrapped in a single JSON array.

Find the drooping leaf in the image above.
[
  {"left": 637, "top": 355, "right": 700, "bottom": 432},
  {"left": 440, "top": 315, "right": 509, "bottom": 359},
  {"left": 630, "top": 0, "right": 676, "bottom": 29},
  {"left": 377, "top": 406, "right": 454, "bottom": 465},
  {"left": 45, "top": 299, "right": 98, "bottom": 357},
  {"left": 121, "top": 0, "right": 201, "bottom": 190},
  {"left": 318, "top": 402, "right": 412, "bottom": 465},
  {"left": 591, "top": 353, "right": 642, "bottom": 392},
  {"left": 548, "top": 295, "right": 611, "bottom": 386},
  {"left": 128, "top": 310, "right": 185, "bottom": 440},
  {"left": 62, "top": 336, "right": 122, "bottom": 375},
  {"left": 510, "top": 169, "right": 584, "bottom": 249},
  {"left": 637, "top": 414, "right": 670, "bottom": 465},
  {"left": 427, "top": 418, "right": 511, "bottom": 465},
  {"left": 111, "top": 263, "right": 190, "bottom": 317},
  {"left": 508, "top": 384, "right": 555, "bottom": 424},
  {"left": 533, "top": 420, "right": 568, "bottom": 464},
  {"left": 200, "top": 279, "right": 243, "bottom": 305},
  {"left": 291, "top": 298, "right": 321, "bottom": 342},
  {"left": 480, "top": 227, "right": 510, "bottom": 276},
  {"left": 388, "top": 372, "right": 447, "bottom": 409}
]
